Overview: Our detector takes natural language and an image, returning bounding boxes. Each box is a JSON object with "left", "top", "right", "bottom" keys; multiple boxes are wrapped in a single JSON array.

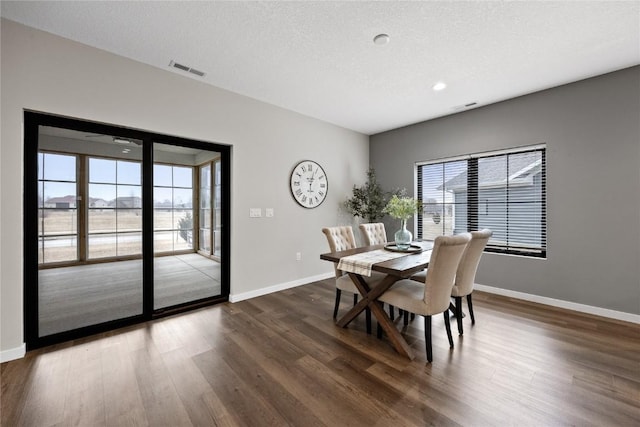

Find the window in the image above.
[
  {"left": 416, "top": 145, "right": 546, "bottom": 257},
  {"left": 37, "top": 151, "right": 204, "bottom": 263},
  {"left": 88, "top": 157, "right": 142, "bottom": 258},
  {"left": 199, "top": 163, "right": 212, "bottom": 254},
  {"left": 38, "top": 152, "right": 78, "bottom": 263},
  {"left": 153, "top": 164, "right": 194, "bottom": 253},
  {"left": 197, "top": 158, "right": 222, "bottom": 259}
]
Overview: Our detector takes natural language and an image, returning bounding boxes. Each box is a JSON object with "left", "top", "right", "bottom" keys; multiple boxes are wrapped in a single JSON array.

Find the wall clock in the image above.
[{"left": 290, "top": 160, "right": 328, "bottom": 208}]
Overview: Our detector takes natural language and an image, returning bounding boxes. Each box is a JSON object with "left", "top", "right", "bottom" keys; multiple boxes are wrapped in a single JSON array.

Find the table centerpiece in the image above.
[{"left": 383, "top": 194, "right": 422, "bottom": 250}]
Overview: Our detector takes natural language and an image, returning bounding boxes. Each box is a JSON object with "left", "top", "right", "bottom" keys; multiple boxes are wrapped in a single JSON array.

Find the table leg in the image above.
[
  {"left": 335, "top": 278, "right": 372, "bottom": 328},
  {"left": 335, "top": 273, "right": 416, "bottom": 360},
  {"left": 369, "top": 300, "right": 415, "bottom": 360}
]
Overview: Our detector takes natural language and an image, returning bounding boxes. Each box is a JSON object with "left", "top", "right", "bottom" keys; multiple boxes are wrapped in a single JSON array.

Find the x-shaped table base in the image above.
[{"left": 336, "top": 272, "right": 415, "bottom": 360}]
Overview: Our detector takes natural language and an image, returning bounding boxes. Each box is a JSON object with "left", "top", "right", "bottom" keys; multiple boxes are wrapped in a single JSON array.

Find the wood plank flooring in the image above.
[{"left": 2, "top": 279, "right": 639, "bottom": 426}]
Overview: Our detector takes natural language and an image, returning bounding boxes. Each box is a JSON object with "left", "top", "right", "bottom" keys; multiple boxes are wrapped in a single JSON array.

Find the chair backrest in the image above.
[
  {"left": 454, "top": 229, "right": 492, "bottom": 296},
  {"left": 322, "top": 226, "right": 357, "bottom": 278},
  {"left": 423, "top": 233, "right": 471, "bottom": 315},
  {"left": 359, "top": 223, "right": 387, "bottom": 246}
]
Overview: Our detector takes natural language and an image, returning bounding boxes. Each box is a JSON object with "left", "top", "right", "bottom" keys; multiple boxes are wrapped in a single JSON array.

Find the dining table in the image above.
[{"left": 320, "top": 240, "right": 434, "bottom": 360}]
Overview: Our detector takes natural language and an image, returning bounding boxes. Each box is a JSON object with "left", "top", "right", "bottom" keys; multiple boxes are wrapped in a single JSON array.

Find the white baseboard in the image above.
[
  {"left": 475, "top": 284, "right": 640, "bottom": 324},
  {"left": 229, "top": 272, "right": 334, "bottom": 303},
  {"left": 1, "top": 343, "right": 26, "bottom": 363},
  {"left": 230, "top": 276, "right": 640, "bottom": 324}
]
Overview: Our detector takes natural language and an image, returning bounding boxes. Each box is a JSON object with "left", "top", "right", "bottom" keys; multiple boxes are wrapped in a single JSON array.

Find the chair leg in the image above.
[
  {"left": 410, "top": 313, "right": 416, "bottom": 321},
  {"left": 377, "top": 304, "right": 383, "bottom": 338},
  {"left": 389, "top": 305, "right": 395, "bottom": 320},
  {"left": 448, "top": 302, "right": 457, "bottom": 315},
  {"left": 403, "top": 310, "right": 409, "bottom": 326},
  {"left": 333, "top": 289, "right": 342, "bottom": 319},
  {"left": 444, "top": 312, "right": 454, "bottom": 348},
  {"left": 467, "top": 294, "right": 475, "bottom": 325},
  {"left": 455, "top": 296, "right": 463, "bottom": 335},
  {"left": 424, "top": 315, "right": 433, "bottom": 363},
  {"left": 353, "top": 293, "right": 358, "bottom": 305}
]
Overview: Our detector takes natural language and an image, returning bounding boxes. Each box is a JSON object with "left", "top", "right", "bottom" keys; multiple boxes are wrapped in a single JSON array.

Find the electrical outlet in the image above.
[
  {"left": 249, "top": 208, "right": 262, "bottom": 218},
  {"left": 265, "top": 208, "right": 274, "bottom": 217},
  {"left": 296, "top": 252, "right": 301, "bottom": 261}
]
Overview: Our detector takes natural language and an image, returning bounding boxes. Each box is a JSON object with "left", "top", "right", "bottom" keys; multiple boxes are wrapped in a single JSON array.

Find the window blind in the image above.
[{"left": 416, "top": 145, "right": 546, "bottom": 257}]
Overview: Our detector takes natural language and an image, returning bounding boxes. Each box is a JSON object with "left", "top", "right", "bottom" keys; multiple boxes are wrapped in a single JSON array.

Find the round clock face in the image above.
[{"left": 290, "top": 160, "right": 328, "bottom": 208}]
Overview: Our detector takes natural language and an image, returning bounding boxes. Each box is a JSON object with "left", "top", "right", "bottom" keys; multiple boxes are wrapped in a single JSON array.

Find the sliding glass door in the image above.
[
  {"left": 24, "top": 112, "right": 230, "bottom": 349},
  {"left": 153, "top": 143, "right": 222, "bottom": 310},
  {"left": 36, "top": 128, "right": 145, "bottom": 337}
]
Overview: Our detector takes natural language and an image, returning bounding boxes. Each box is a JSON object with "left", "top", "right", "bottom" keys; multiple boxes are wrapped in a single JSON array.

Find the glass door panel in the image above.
[
  {"left": 153, "top": 143, "right": 221, "bottom": 310},
  {"left": 213, "top": 159, "right": 222, "bottom": 258},
  {"left": 37, "top": 126, "right": 143, "bottom": 337}
]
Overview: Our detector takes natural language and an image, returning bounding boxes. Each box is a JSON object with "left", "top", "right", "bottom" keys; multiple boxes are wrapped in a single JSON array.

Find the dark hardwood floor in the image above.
[{"left": 2, "top": 279, "right": 639, "bottom": 426}]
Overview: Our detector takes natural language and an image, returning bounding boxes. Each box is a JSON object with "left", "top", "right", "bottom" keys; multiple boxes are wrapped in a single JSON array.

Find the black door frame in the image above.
[{"left": 24, "top": 111, "right": 231, "bottom": 350}]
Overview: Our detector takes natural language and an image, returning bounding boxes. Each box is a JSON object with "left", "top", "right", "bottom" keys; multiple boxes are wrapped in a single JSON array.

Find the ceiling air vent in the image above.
[
  {"left": 169, "top": 60, "right": 206, "bottom": 77},
  {"left": 452, "top": 102, "right": 479, "bottom": 112}
]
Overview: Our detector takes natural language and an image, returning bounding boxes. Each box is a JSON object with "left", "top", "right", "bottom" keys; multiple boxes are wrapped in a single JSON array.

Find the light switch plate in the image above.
[
  {"left": 249, "top": 208, "right": 262, "bottom": 218},
  {"left": 265, "top": 208, "right": 274, "bottom": 217}
]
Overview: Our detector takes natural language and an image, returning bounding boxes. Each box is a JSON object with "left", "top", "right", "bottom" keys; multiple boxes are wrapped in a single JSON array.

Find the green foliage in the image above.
[
  {"left": 178, "top": 211, "right": 193, "bottom": 243},
  {"left": 383, "top": 194, "right": 422, "bottom": 220},
  {"left": 344, "top": 168, "right": 394, "bottom": 223}
]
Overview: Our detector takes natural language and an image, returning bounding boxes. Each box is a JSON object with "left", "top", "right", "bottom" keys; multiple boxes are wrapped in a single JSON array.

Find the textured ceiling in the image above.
[{"left": 2, "top": 1, "right": 639, "bottom": 135}]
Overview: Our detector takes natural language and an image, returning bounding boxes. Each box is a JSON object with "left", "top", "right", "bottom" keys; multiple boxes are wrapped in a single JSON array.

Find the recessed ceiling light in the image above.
[
  {"left": 373, "top": 34, "right": 390, "bottom": 45},
  {"left": 432, "top": 82, "right": 447, "bottom": 91}
]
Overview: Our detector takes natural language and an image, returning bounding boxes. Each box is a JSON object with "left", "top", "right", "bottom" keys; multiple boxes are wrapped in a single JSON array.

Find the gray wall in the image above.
[{"left": 371, "top": 66, "right": 640, "bottom": 315}]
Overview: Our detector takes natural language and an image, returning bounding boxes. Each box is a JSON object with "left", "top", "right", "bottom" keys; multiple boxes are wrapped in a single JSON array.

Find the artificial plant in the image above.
[{"left": 344, "top": 167, "right": 395, "bottom": 223}]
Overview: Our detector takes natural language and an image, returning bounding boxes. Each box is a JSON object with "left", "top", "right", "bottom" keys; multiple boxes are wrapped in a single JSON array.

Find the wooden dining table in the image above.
[{"left": 320, "top": 240, "right": 434, "bottom": 360}]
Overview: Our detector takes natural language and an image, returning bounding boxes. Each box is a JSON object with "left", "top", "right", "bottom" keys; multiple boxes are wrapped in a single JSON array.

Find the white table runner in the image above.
[{"left": 337, "top": 249, "right": 410, "bottom": 277}]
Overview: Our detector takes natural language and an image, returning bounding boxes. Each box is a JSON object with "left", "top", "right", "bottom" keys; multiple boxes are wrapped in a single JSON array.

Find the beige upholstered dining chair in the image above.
[
  {"left": 322, "top": 226, "right": 385, "bottom": 332},
  {"left": 359, "top": 222, "right": 403, "bottom": 321},
  {"left": 359, "top": 223, "right": 387, "bottom": 246},
  {"left": 450, "top": 229, "right": 492, "bottom": 334},
  {"left": 378, "top": 233, "right": 471, "bottom": 362},
  {"left": 411, "top": 229, "right": 492, "bottom": 335}
]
